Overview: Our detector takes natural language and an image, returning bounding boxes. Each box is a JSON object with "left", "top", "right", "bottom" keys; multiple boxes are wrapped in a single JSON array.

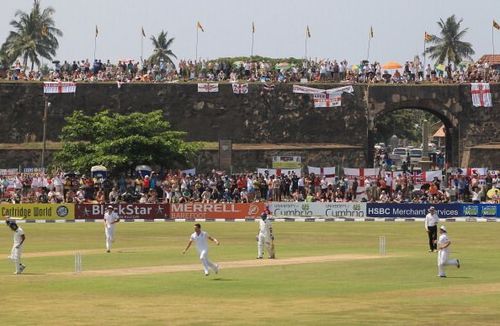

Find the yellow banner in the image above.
[{"left": 0, "top": 204, "right": 75, "bottom": 220}]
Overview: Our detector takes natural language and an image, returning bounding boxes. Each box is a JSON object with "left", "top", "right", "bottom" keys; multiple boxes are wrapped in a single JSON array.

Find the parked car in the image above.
[{"left": 409, "top": 148, "right": 423, "bottom": 164}]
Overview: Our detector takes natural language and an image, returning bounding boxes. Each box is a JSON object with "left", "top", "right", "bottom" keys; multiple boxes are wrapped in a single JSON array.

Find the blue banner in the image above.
[
  {"left": 366, "top": 203, "right": 462, "bottom": 218},
  {"left": 461, "top": 204, "right": 500, "bottom": 218}
]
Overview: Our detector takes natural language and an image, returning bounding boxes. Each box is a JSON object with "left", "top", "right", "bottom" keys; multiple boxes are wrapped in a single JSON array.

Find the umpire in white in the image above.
[{"left": 425, "top": 206, "right": 439, "bottom": 252}]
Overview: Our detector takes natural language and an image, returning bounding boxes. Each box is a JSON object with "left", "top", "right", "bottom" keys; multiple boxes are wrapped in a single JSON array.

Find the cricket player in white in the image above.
[
  {"left": 6, "top": 220, "right": 26, "bottom": 274},
  {"left": 104, "top": 205, "right": 120, "bottom": 253},
  {"left": 437, "top": 225, "right": 460, "bottom": 277},
  {"left": 257, "top": 212, "right": 275, "bottom": 259},
  {"left": 183, "top": 223, "right": 219, "bottom": 276}
]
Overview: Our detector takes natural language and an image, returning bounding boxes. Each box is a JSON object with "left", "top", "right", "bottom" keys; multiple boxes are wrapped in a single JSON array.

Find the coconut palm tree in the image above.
[
  {"left": 148, "top": 31, "right": 177, "bottom": 68},
  {"left": 1, "top": 0, "right": 62, "bottom": 71},
  {"left": 425, "top": 15, "right": 475, "bottom": 65}
]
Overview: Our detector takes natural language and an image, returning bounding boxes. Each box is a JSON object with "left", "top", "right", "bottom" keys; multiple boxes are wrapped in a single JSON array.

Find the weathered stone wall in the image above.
[{"left": 0, "top": 82, "right": 498, "bottom": 169}]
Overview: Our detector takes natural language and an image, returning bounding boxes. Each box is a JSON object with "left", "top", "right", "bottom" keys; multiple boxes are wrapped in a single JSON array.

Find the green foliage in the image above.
[
  {"left": 1, "top": 0, "right": 62, "bottom": 71},
  {"left": 424, "top": 15, "right": 475, "bottom": 65},
  {"left": 374, "top": 109, "right": 441, "bottom": 144},
  {"left": 53, "top": 110, "right": 199, "bottom": 174},
  {"left": 148, "top": 30, "right": 177, "bottom": 68}
]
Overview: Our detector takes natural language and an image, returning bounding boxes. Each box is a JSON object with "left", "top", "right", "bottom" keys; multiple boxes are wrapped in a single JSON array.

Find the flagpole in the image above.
[
  {"left": 492, "top": 23, "right": 496, "bottom": 57},
  {"left": 367, "top": 36, "right": 371, "bottom": 61},
  {"left": 423, "top": 38, "right": 427, "bottom": 77},
  {"left": 251, "top": 31, "right": 254, "bottom": 57},
  {"left": 195, "top": 26, "right": 199, "bottom": 62},
  {"left": 141, "top": 32, "right": 144, "bottom": 63},
  {"left": 93, "top": 35, "right": 97, "bottom": 62}
]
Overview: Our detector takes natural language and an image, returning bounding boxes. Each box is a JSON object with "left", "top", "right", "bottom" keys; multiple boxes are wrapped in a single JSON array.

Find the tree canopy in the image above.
[
  {"left": 148, "top": 30, "right": 177, "bottom": 68},
  {"left": 53, "top": 110, "right": 198, "bottom": 175},
  {"left": 1, "top": 0, "right": 62, "bottom": 70},
  {"left": 425, "top": 15, "right": 474, "bottom": 65}
]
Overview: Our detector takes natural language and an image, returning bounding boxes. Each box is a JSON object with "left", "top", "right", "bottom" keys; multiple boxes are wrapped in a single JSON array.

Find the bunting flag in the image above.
[
  {"left": 370, "top": 26, "right": 374, "bottom": 38},
  {"left": 424, "top": 32, "right": 433, "bottom": 42},
  {"left": 263, "top": 82, "right": 275, "bottom": 91},
  {"left": 197, "top": 83, "right": 219, "bottom": 93},
  {"left": 95, "top": 25, "right": 99, "bottom": 38},
  {"left": 43, "top": 82, "right": 77, "bottom": 94},
  {"left": 141, "top": 26, "right": 146, "bottom": 37},
  {"left": 306, "top": 25, "right": 311, "bottom": 38},
  {"left": 252, "top": 22, "right": 255, "bottom": 34},
  {"left": 197, "top": 21, "right": 204, "bottom": 32},
  {"left": 471, "top": 83, "right": 492, "bottom": 107},
  {"left": 257, "top": 168, "right": 301, "bottom": 177},
  {"left": 494, "top": 20, "right": 500, "bottom": 30},
  {"left": 232, "top": 83, "right": 249, "bottom": 94}
]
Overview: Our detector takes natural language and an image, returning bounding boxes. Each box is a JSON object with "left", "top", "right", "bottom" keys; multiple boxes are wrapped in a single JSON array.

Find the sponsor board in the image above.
[
  {"left": 75, "top": 204, "right": 170, "bottom": 219},
  {"left": 0, "top": 203, "right": 74, "bottom": 220},
  {"left": 268, "top": 202, "right": 366, "bottom": 218},
  {"left": 461, "top": 204, "right": 499, "bottom": 218},
  {"left": 366, "top": 203, "right": 461, "bottom": 218},
  {"left": 170, "top": 203, "right": 266, "bottom": 219}
]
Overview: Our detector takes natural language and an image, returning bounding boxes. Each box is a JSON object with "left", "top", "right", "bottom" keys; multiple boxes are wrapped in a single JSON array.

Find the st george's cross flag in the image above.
[
  {"left": 197, "top": 83, "right": 219, "bottom": 93},
  {"left": 232, "top": 83, "right": 249, "bottom": 94},
  {"left": 43, "top": 81, "right": 76, "bottom": 94},
  {"left": 471, "top": 83, "right": 492, "bottom": 107}
]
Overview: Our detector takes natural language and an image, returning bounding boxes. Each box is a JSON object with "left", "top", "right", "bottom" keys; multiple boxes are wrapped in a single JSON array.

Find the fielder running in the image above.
[
  {"left": 437, "top": 225, "right": 460, "bottom": 278},
  {"left": 104, "top": 205, "right": 120, "bottom": 253},
  {"left": 257, "top": 212, "right": 275, "bottom": 259},
  {"left": 183, "top": 223, "right": 219, "bottom": 276},
  {"left": 6, "top": 220, "right": 26, "bottom": 274}
]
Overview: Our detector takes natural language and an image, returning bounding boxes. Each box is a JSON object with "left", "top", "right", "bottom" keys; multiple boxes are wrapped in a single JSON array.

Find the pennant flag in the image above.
[
  {"left": 370, "top": 26, "right": 374, "bottom": 38},
  {"left": 494, "top": 20, "right": 500, "bottom": 30},
  {"left": 424, "top": 32, "right": 433, "bottom": 42},
  {"left": 232, "top": 83, "right": 249, "bottom": 94},
  {"left": 95, "top": 25, "right": 99, "bottom": 38},
  {"left": 471, "top": 83, "right": 493, "bottom": 107},
  {"left": 141, "top": 26, "right": 146, "bottom": 37},
  {"left": 197, "top": 83, "right": 218, "bottom": 93},
  {"left": 252, "top": 21, "right": 255, "bottom": 34},
  {"left": 263, "top": 82, "right": 275, "bottom": 91},
  {"left": 306, "top": 25, "right": 311, "bottom": 38},
  {"left": 197, "top": 21, "right": 204, "bottom": 32},
  {"left": 43, "top": 82, "right": 77, "bottom": 94}
]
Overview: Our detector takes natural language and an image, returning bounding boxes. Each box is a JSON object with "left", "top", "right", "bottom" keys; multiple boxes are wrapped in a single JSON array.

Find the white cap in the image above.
[{"left": 440, "top": 225, "right": 446, "bottom": 231}]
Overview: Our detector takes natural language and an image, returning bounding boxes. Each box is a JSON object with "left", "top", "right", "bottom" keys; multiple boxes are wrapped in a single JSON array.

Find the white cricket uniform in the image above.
[
  {"left": 104, "top": 211, "right": 119, "bottom": 251},
  {"left": 10, "top": 227, "right": 25, "bottom": 273},
  {"left": 437, "top": 233, "right": 459, "bottom": 277},
  {"left": 257, "top": 219, "right": 274, "bottom": 258},
  {"left": 190, "top": 231, "right": 218, "bottom": 275}
]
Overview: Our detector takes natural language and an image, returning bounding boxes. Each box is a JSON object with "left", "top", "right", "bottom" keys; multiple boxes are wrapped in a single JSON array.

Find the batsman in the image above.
[{"left": 257, "top": 212, "right": 275, "bottom": 259}]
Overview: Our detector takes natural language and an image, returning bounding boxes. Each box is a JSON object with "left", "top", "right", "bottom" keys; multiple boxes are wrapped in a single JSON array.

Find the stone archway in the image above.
[{"left": 367, "top": 101, "right": 460, "bottom": 168}]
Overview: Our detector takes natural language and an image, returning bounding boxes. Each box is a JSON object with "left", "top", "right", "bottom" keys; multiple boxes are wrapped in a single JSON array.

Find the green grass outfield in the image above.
[{"left": 1, "top": 222, "right": 500, "bottom": 325}]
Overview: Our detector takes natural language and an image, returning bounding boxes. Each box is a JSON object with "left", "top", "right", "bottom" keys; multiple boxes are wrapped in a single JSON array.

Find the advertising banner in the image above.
[
  {"left": 75, "top": 204, "right": 170, "bottom": 219},
  {"left": 461, "top": 204, "right": 500, "bottom": 218},
  {"left": 268, "top": 202, "right": 366, "bottom": 218},
  {"left": 170, "top": 202, "right": 266, "bottom": 219},
  {"left": 0, "top": 203, "right": 75, "bottom": 220},
  {"left": 366, "top": 203, "right": 461, "bottom": 218}
]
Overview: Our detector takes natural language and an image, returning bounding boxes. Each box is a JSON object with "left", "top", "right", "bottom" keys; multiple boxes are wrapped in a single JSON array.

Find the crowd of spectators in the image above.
[
  {"left": 1, "top": 169, "right": 498, "bottom": 205},
  {"left": 2, "top": 56, "right": 499, "bottom": 84}
]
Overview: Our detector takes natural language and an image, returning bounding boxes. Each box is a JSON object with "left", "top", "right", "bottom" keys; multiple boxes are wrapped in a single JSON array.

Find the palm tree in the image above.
[
  {"left": 1, "top": 0, "right": 62, "bottom": 71},
  {"left": 425, "top": 15, "right": 475, "bottom": 65},
  {"left": 148, "top": 31, "right": 177, "bottom": 68}
]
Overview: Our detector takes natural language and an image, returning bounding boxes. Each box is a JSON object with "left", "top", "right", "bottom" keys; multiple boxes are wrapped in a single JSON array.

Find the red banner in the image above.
[
  {"left": 75, "top": 204, "right": 170, "bottom": 219},
  {"left": 170, "top": 202, "right": 266, "bottom": 219}
]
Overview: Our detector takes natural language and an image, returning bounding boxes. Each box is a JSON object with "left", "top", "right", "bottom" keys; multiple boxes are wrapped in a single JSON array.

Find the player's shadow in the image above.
[
  {"left": 442, "top": 276, "right": 472, "bottom": 279},
  {"left": 211, "top": 278, "right": 235, "bottom": 282}
]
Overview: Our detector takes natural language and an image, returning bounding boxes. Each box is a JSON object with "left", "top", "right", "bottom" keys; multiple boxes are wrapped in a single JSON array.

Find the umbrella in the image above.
[
  {"left": 275, "top": 62, "right": 291, "bottom": 70},
  {"left": 458, "top": 61, "right": 473, "bottom": 68},
  {"left": 435, "top": 64, "right": 445, "bottom": 71},
  {"left": 232, "top": 61, "right": 244, "bottom": 67},
  {"left": 487, "top": 187, "right": 499, "bottom": 199},
  {"left": 382, "top": 61, "right": 402, "bottom": 70},
  {"left": 351, "top": 64, "right": 359, "bottom": 71}
]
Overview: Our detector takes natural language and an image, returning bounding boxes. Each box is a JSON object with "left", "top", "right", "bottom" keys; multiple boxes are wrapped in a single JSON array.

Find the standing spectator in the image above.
[{"left": 425, "top": 206, "right": 439, "bottom": 252}]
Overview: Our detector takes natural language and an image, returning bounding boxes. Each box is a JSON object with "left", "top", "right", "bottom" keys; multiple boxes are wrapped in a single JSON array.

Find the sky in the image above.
[{"left": 1, "top": 0, "right": 499, "bottom": 65}]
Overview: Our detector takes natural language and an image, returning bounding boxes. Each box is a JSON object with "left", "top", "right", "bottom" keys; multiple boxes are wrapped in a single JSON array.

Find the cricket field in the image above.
[{"left": 1, "top": 221, "right": 500, "bottom": 325}]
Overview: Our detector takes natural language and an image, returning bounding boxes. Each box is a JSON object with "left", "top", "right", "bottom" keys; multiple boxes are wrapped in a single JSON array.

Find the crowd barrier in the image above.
[{"left": 0, "top": 202, "right": 498, "bottom": 220}]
